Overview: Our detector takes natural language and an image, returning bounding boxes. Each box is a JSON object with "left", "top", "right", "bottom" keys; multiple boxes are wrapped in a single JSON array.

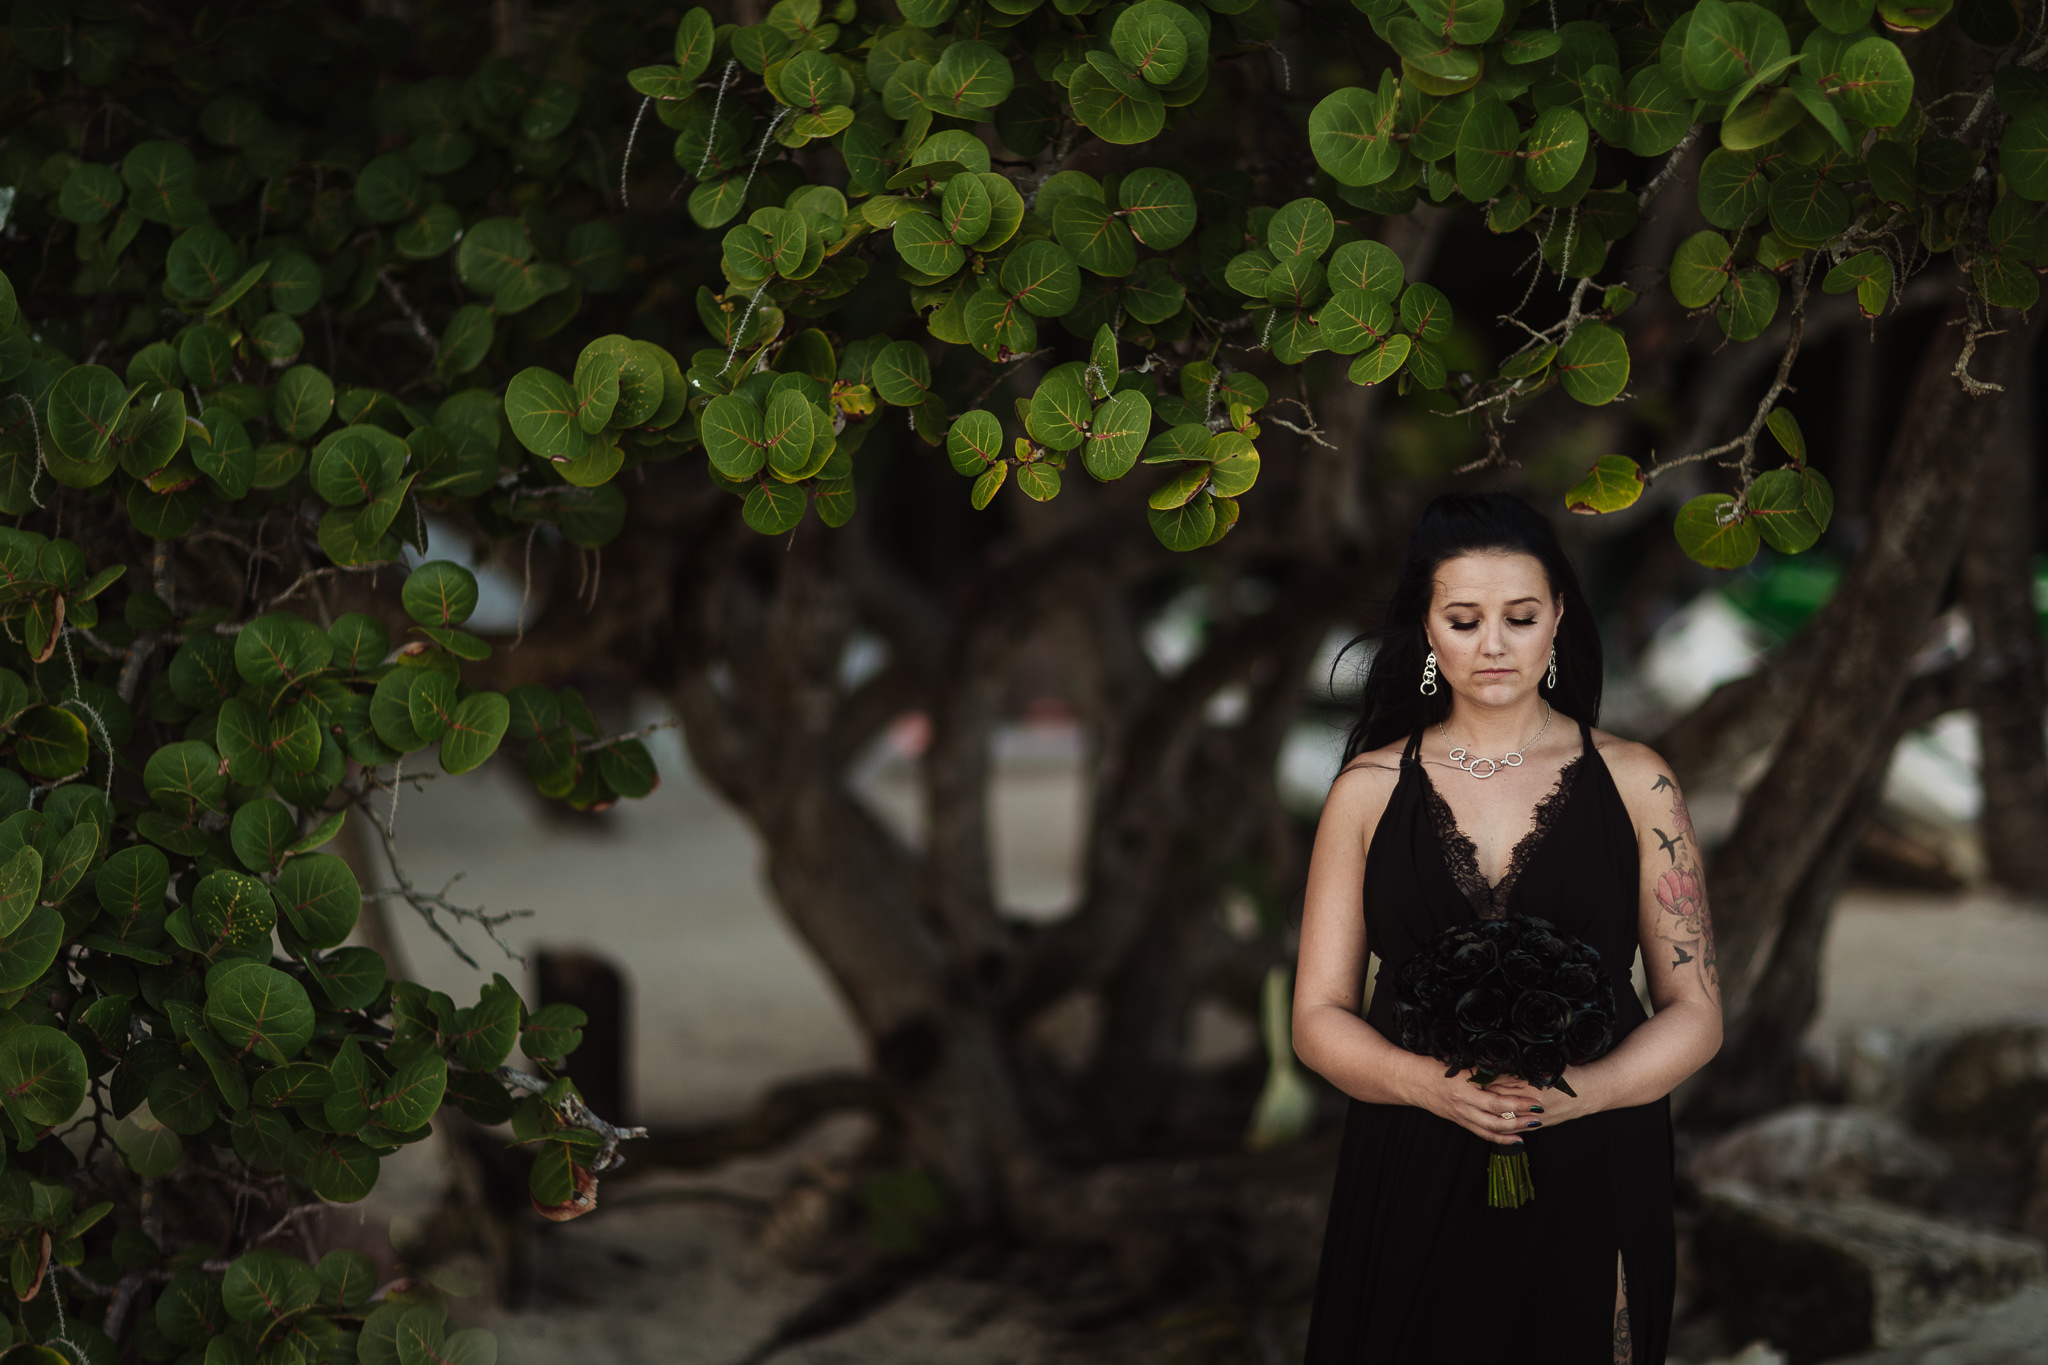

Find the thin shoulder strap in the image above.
[{"left": 1401, "top": 728, "right": 1425, "bottom": 765}]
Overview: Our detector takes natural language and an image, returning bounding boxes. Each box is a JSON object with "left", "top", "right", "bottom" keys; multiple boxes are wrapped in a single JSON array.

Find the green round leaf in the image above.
[
  {"left": 1826, "top": 36, "right": 1914, "bottom": 128},
  {"left": 1310, "top": 85, "right": 1400, "bottom": 187},
  {"left": 355, "top": 153, "right": 422, "bottom": 223},
  {"left": 1670, "top": 230, "right": 1734, "bottom": 308},
  {"left": 1267, "top": 197, "right": 1336, "bottom": 259},
  {"left": 230, "top": 799, "right": 298, "bottom": 874},
  {"left": 1068, "top": 62, "right": 1167, "bottom": 144},
  {"left": 1698, "top": 148, "right": 1769, "bottom": 229},
  {"left": 1555, "top": 322, "right": 1630, "bottom": 405},
  {"left": 1523, "top": 107, "right": 1589, "bottom": 194},
  {"left": 1026, "top": 370, "right": 1092, "bottom": 451},
  {"left": 702, "top": 395, "right": 767, "bottom": 477},
  {"left": 206, "top": 962, "right": 316, "bottom": 1063},
  {"left": 742, "top": 482, "right": 807, "bottom": 534},
  {"left": 1564, "top": 455, "right": 1645, "bottom": 514},
  {"left": 1749, "top": 467, "right": 1828, "bottom": 552},
  {"left": 1149, "top": 490, "right": 1216, "bottom": 551},
  {"left": 0, "top": 1026, "right": 87, "bottom": 1127},
  {"left": 1455, "top": 96, "right": 1521, "bottom": 201},
  {"left": 505, "top": 367, "right": 582, "bottom": 460},
  {"left": 1767, "top": 167, "right": 1852, "bottom": 244},
  {"left": 1053, "top": 196, "right": 1137, "bottom": 276},
  {"left": 192, "top": 869, "right": 278, "bottom": 951},
  {"left": 47, "top": 364, "right": 126, "bottom": 476},
  {"left": 12, "top": 705, "right": 90, "bottom": 779},
  {"left": 235, "top": 612, "right": 333, "bottom": 685},
  {"left": 1675, "top": 492, "right": 1762, "bottom": 569},
  {"left": 1718, "top": 267, "right": 1782, "bottom": 341},
  {"left": 1328, "top": 239, "right": 1405, "bottom": 297},
  {"left": 304, "top": 1135, "right": 380, "bottom": 1203},
  {"left": 1118, "top": 167, "right": 1197, "bottom": 249},
  {"left": 1113, "top": 3, "right": 1190, "bottom": 84},
  {"left": 999, "top": 240, "right": 1081, "bottom": 316},
  {"left": 946, "top": 410, "right": 1004, "bottom": 474},
  {"left": 441, "top": 692, "right": 512, "bottom": 776},
  {"left": 873, "top": 341, "right": 933, "bottom": 406},
  {"left": 2003, "top": 105, "right": 2048, "bottom": 201},
  {"left": 1084, "top": 390, "right": 1153, "bottom": 480},
  {"left": 166, "top": 226, "right": 241, "bottom": 302},
  {"left": 926, "top": 40, "right": 1014, "bottom": 115},
  {"left": 1685, "top": 0, "right": 1791, "bottom": 94},
  {"left": 894, "top": 211, "right": 966, "bottom": 277},
  {"left": 222, "top": 1249, "right": 319, "bottom": 1325}
]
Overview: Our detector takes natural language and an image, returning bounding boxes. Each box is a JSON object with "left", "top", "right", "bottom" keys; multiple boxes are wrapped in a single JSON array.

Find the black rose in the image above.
[
  {"left": 1392, "top": 1000, "right": 1424, "bottom": 1050},
  {"left": 1521, "top": 1041, "right": 1569, "bottom": 1086},
  {"left": 1509, "top": 990, "right": 1570, "bottom": 1042},
  {"left": 1552, "top": 961, "right": 1599, "bottom": 999},
  {"left": 1476, "top": 919, "right": 1516, "bottom": 942},
  {"left": 1521, "top": 926, "right": 1568, "bottom": 962},
  {"left": 1455, "top": 986, "right": 1507, "bottom": 1033},
  {"left": 1572, "top": 942, "right": 1602, "bottom": 967},
  {"left": 1411, "top": 968, "right": 1453, "bottom": 1009},
  {"left": 1565, "top": 1009, "right": 1614, "bottom": 1064},
  {"left": 1448, "top": 939, "right": 1498, "bottom": 979},
  {"left": 1500, "top": 949, "right": 1549, "bottom": 992},
  {"left": 1520, "top": 915, "right": 1559, "bottom": 935},
  {"left": 1427, "top": 1021, "right": 1467, "bottom": 1069},
  {"left": 1471, "top": 1032, "right": 1522, "bottom": 1076}
]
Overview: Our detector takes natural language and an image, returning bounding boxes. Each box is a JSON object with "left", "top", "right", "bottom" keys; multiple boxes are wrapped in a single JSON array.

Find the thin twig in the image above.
[
  {"left": 496, "top": 1067, "right": 649, "bottom": 1173},
  {"left": 573, "top": 717, "right": 681, "bottom": 753},
  {"left": 343, "top": 782, "right": 531, "bottom": 968},
  {"left": 1637, "top": 126, "right": 1702, "bottom": 208},
  {"left": 378, "top": 270, "right": 437, "bottom": 357}
]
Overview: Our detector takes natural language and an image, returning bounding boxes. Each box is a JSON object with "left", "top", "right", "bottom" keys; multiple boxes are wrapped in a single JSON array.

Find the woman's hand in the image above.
[
  {"left": 1479, "top": 1071, "right": 1595, "bottom": 1130},
  {"left": 1409, "top": 1064, "right": 1543, "bottom": 1146}
]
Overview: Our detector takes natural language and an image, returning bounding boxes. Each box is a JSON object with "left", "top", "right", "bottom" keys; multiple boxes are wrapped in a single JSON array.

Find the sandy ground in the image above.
[{"left": 351, "top": 722, "right": 2048, "bottom": 1364}]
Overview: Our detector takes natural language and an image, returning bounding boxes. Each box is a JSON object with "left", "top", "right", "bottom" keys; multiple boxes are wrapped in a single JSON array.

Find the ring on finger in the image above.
[{"left": 1500, "top": 1109, "right": 1515, "bottom": 1120}]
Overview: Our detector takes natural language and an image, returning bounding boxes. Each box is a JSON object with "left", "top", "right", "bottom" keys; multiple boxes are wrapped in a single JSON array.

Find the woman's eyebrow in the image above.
[{"left": 1441, "top": 596, "right": 1544, "bottom": 609}]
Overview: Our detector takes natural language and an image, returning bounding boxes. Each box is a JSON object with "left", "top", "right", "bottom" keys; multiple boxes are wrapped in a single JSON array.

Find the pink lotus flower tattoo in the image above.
[
  {"left": 1669, "top": 792, "right": 1694, "bottom": 839},
  {"left": 1656, "top": 867, "right": 1704, "bottom": 922}
]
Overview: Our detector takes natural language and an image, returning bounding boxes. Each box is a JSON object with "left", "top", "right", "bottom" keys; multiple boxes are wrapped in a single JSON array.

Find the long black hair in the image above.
[{"left": 1338, "top": 492, "right": 1602, "bottom": 765}]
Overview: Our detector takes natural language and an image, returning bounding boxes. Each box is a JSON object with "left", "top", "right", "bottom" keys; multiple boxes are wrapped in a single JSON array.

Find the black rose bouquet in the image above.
[{"left": 1386, "top": 915, "right": 1618, "bottom": 1208}]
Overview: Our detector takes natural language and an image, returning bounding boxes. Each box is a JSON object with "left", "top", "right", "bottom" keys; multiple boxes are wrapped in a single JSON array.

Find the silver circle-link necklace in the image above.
[{"left": 1439, "top": 702, "right": 1551, "bottom": 780}]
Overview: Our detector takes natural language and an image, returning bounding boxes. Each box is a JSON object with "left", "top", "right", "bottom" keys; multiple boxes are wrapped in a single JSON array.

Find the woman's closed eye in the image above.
[{"left": 1447, "top": 617, "right": 1539, "bottom": 630}]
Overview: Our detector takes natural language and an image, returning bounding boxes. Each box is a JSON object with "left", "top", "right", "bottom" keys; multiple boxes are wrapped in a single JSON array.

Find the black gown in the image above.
[{"left": 1303, "top": 719, "right": 1675, "bottom": 1364}]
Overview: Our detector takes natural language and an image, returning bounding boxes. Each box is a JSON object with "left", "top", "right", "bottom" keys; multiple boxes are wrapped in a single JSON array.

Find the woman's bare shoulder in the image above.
[
  {"left": 1588, "top": 727, "right": 1680, "bottom": 808},
  {"left": 1329, "top": 739, "right": 1407, "bottom": 805}
]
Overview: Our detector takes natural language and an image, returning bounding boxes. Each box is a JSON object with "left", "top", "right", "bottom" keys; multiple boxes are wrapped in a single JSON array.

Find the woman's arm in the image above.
[
  {"left": 1294, "top": 758, "right": 1537, "bottom": 1147},
  {"left": 1486, "top": 740, "right": 1723, "bottom": 1122}
]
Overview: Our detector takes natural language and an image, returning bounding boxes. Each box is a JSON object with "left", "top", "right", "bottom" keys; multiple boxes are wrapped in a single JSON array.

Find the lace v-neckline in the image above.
[{"left": 1416, "top": 753, "right": 1586, "bottom": 919}]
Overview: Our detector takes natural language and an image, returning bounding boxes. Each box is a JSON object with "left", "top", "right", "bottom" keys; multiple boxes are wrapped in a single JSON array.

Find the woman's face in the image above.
[{"left": 1423, "top": 551, "right": 1561, "bottom": 709}]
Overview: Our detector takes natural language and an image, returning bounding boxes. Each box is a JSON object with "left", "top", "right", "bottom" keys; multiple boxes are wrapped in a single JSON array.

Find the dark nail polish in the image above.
[
  {"left": 1511, "top": 1140, "right": 1526, "bottom": 1148},
  {"left": 1527, "top": 1120, "right": 1541, "bottom": 1129},
  {"left": 1529, "top": 1105, "right": 1544, "bottom": 1114}
]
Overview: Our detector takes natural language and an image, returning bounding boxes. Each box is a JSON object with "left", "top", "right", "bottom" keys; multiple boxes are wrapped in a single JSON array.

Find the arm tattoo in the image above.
[{"left": 1649, "top": 774, "right": 1718, "bottom": 995}]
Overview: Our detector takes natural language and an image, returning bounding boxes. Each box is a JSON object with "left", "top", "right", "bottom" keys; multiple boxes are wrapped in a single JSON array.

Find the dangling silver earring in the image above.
[
  {"left": 1420, "top": 651, "right": 1439, "bottom": 696},
  {"left": 1545, "top": 646, "right": 1558, "bottom": 691}
]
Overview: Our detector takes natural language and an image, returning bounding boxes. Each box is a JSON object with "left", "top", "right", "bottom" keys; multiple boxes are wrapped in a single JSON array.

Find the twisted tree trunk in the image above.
[
  {"left": 1682, "top": 298, "right": 2044, "bottom": 1127},
  {"left": 1961, "top": 376, "right": 2048, "bottom": 895}
]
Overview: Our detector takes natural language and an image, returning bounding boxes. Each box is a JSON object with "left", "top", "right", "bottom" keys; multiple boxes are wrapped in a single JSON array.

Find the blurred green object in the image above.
[
  {"left": 1722, "top": 554, "right": 1844, "bottom": 639},
  {"left": 1722, "top": 553, "right": 2048, "bottom": 640},
  {"left": 1247, "top": 966, "right": 1316, "bottom": 1150}
]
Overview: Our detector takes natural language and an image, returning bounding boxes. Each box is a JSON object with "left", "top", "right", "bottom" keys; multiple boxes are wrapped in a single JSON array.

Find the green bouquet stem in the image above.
[{"left": 1488, "top": 1149, "right": 1536, "bottom": 1209}]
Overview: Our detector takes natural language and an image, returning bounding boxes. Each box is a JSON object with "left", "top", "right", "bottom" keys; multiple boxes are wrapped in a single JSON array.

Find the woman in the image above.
[{"left": 1294, "top": 493, "right": 1723, "bottom": 1364}]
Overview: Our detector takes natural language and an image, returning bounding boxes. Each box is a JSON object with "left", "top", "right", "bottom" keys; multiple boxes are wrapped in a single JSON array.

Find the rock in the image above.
[
  {"left": 1919, "top": 1024, "right": 2048, "bottom": 1149},
  {"left": 1822, "top": 1284, "right": 2048, "bottom": 1363},
  {"left": 1693, "top": 1107, "right": 1951, "bottom": 1205},
  {"left": 1697, "top": 1181, "right": 2046, "bottom": 1365}
]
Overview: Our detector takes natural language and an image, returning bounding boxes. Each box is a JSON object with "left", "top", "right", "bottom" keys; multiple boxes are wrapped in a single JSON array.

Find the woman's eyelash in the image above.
[{"left": 1447, "top": 618, "right": 1539, "bottom": 630}]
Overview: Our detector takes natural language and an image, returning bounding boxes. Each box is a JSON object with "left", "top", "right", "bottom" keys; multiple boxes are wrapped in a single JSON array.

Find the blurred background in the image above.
[{"left": 348, "top": 514, "right": 2048, "bottom": 1365}]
